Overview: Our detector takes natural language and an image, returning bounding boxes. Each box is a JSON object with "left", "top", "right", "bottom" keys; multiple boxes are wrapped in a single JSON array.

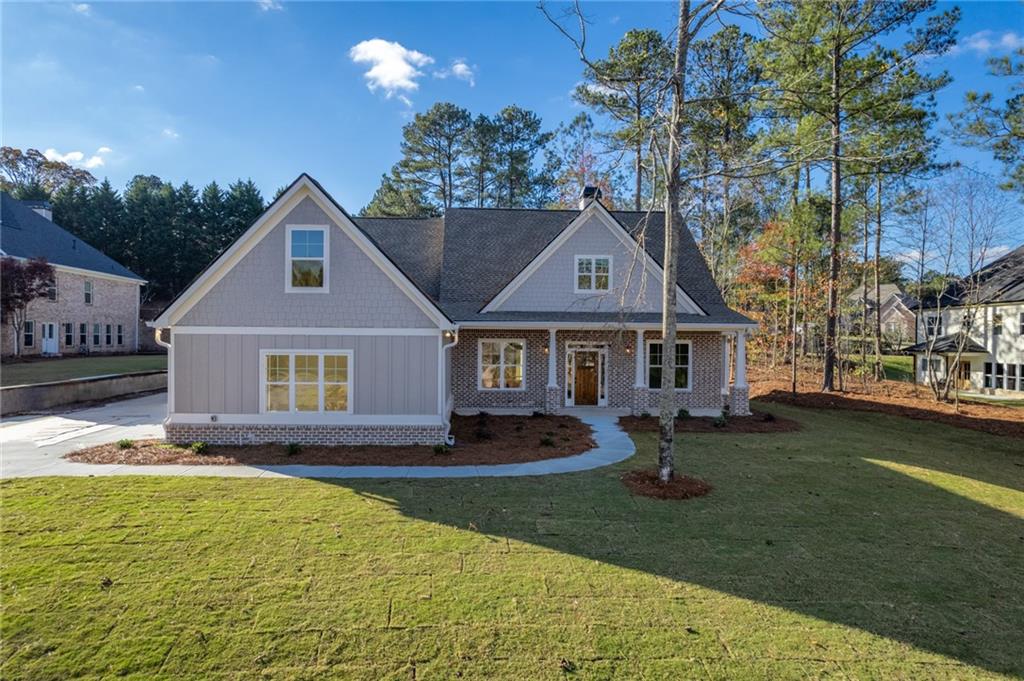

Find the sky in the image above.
[{"left": 2, "top": 1, "right": 1023, "bottom": 218}]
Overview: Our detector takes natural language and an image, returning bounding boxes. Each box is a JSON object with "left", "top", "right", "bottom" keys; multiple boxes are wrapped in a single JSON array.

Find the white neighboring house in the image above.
[{"left": 906, "top": 244, "right": 1024, "bottom": 395}]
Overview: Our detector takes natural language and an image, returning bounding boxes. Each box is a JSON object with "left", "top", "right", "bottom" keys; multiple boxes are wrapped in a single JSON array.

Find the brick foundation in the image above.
[
  {"left": 164, "top": 422, "right": 447, "bottom": 446},
  {"left": 729, "top": 386, "right": 751, "bottom": 416},
  {"left": 544, "top": 386, "right": 561, "bottom": 414}
]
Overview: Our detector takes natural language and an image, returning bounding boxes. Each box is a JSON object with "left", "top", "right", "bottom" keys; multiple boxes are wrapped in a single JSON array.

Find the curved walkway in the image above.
[{"left": 1, "top": 399, "right": 635, "bottom": 479}]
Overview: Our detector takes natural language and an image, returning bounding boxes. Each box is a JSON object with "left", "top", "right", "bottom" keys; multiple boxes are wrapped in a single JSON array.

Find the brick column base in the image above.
[
  {"left": 630, "top": 386, "right": 648, "bottom": 415},
  {"left": 544, "top": 387, "right": 561, "bottom": 413},
  {"left": 729, "top": 386, "right": 751, "bottom": 416}
]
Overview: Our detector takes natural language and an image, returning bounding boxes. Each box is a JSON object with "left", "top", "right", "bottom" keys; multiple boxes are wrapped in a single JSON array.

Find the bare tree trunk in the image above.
[
  {"left": 861, "top": 205, "right": 869, "bottom": 389},
  {"left": 822, "top": 37, "right": 842, "bottom": 393},
  {"left": 635, "top": 94, "right": 643, "bottom": 211},
  {"left": 873, "top": 173, "right": 883, "bottom": 380}
]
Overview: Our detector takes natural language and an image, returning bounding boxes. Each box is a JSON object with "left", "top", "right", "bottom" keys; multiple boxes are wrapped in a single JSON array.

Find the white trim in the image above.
[
  {"left": 83, "top": 280, "right": 94, "bottom": 306},
  {"left": 0, "top": 256, "right": 146, "bottom": 284},
  {"left": 457, "top": 320, "right": 756, "bottom": 331},
  {"left": 133, "top": 284, "right": 140, "bottom": 351},
  {"left": 168, "top": 326, "right": 442, "bottom": 336},
  {"left": 169, "top": 413, "right": 444, "bottom": 426},
  {"left": 573, "top": 255, "right": 613, "bottom": 294},
  {"left": 645, "top": 339, "right": 694, "bottom": 392},
  {"left": 477, "top": 338, "right": 527, "bottom": 391},
  {"left": 480, "top": 202, "right": 704, "bottom": 315},
  {"left": 150, "top": 175, "right": 452, "bottom": 329},
  {"left": 285, "top": 224, "right": 330, "bottom": 294},
  {"left": 258, "top": 349, "right": 354, "bottom": 415}
]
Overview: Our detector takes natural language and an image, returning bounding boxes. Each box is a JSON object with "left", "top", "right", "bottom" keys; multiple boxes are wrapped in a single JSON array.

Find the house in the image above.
[
  {"left": 905, "top": 244, "right": 1024, "bottom": 395},
  {"left": 843, "top": 283, "right": 917, "bottom": 351},
  {"left": 149, "top": 175, "right": 755, "bottom": 446},
  {"left": 1, "top": 193, "right": 145, "bottom": 357}
]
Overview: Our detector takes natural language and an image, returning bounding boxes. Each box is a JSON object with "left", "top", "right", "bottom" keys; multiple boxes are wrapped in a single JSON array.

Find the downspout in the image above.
[{"left": 441, "top": 329, "right": 459, "bottom": 445}]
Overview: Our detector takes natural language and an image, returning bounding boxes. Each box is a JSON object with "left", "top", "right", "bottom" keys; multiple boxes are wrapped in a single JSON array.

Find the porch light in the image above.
[
  {"left": 625, "top": 344, "right": 634, "bottom": 355},
  {"left": 543, "top": 344, "right": 549, "bottom": 355}
]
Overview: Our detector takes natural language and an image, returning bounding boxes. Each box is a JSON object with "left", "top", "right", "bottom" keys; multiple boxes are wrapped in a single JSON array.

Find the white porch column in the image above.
[
  {"left": 634, "top": 328, "right": 645, "bottom": 387},
  {"left": 735, "top": 331, "right": 748, "bottom": 388},
  {"left": 547, "top": 328, "right": 558, "bottom": 388},
  {"left": 721, "top": 333, "right": 732, "bottom": 395}
]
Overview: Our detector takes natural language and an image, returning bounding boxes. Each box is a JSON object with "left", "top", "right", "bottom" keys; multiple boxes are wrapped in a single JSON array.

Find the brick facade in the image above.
[
  {"left": 1, "top": 268, "right": 140, "bottom": 357},
  {"left": 164, "top": 421, "right": 447, "bottom": 446},
  {"left": 451, "top": 329, "right": 549, "bottom": 410}
]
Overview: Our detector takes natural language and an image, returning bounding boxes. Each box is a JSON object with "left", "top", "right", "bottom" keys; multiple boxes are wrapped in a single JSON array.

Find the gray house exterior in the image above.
[{"left": 150, "top": 175, "right": 755, "bottom": 446}]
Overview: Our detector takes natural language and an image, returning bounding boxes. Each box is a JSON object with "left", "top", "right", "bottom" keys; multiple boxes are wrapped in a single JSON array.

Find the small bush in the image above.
[
  {"left": 761, "top": 412, "right": 776, "bottom": 422},
  {"left": 514, "top": 423, "right": 524, "bottom": 432},
  {"left": 712, "top": 416, "right": 728, "bottom": 429},
  {"left": 116, "top": 438, "right": 134, "bottom": 450},
  {"left": 539, "top": 436, "right": 556, "bottom": 447},
  {"left": 531, "top": 410, "right": 545, "bottom": 418},
  {"left": 477, "top": 411, "right": 490, "bottom": 419},
  {"left": 190, "top": 441, "right": 209, "bottom": 454},
  {"left": 676, "top": 408, "right": 690, "bottom": 420},
  {"left": 640, "top": 411, "right": 651, "bottom": 418},
  {"left": 286, "top": 442, "right": 302, "bottom": 457},
  {"left": 475, "top": 427, "right": 494, "bottom": 441},
  {"left": 432, "top": 444, "right": 451, "bottom": 456},
  {"left": 723, "top": 404, "right": 731, "bottom": 417}
]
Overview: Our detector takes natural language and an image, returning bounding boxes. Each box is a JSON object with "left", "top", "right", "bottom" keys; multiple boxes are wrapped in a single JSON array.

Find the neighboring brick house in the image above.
[
  {"left": 1, "top": 193, "right": 145, "bottom": 357},
  {"left": 843, "top": 283, "right": 918, "bottom": 351},
  {"left": 150, "top": 175, "right": 755, "bottom": 446}
]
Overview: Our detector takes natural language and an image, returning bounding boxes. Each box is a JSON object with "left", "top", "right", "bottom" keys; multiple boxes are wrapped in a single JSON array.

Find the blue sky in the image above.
[{"left": 2, "top": 1, "right": 1023, "bottom": 213}]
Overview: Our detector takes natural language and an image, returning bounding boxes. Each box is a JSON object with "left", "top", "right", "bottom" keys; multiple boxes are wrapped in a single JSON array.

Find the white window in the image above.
[
  {"left": 286, "top": 226, "right": 328, "bottom": 292},
  {"left": 116, "top": 324, "right": 124, "bottom": 345},
  {"left": 575, "top": 256, "right": 612, "bottom": 293},
  {"left": 78, "top": 323, "right": 87, "bottom": 346},
  {"left": 261, "top": 351, "right": 352, "bottom": 413},
  {"left": 984, "top": 362, "right": 993, "bottom": 388},
  {"left": 992, "top": 313, "right": 1003, "bottom": 336},
  {"left": 84, "top": 280, "right": 93, "bottom": 305},
  {"left": 46, "top": 279, "right": 57, "bottom": 301},
  {"left": 23, "top": 321, "right": 34, "bottom": 347},
  {"left": 1007, "top": 364, "right": 1017, "bottom": 391},
  {"left": 105, "top": 324, "right": 112, "bottom": 346},
  {"left": 995, "top": 363, "right": 1005, "bottom": 389},
  {"left": 92, "top": 323, "right": 101, "bottom": 346},
  {"left": 478, "top": 339, "right": 525, "bottom": 390},
  {"left": 1019, "top": 313, "right": 1023, "bottom": 335},
  {"left": 63, "top": 323, "right": 73, "bottom": 346},
  {"left": 647, "top": 340, "right": 692, "bottom": 390},
  {"left": 925, "top": 314, "right": 942, "bottom": 336}
]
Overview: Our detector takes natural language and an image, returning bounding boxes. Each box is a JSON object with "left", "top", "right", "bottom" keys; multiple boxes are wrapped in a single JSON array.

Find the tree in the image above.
[
  {"left": 949, "top": 48, "right": 1024, "bottom": 197},
  {"left": 397, "top": 102, "right": 472, "bottom": 209},
  {"left": 575, "top": 29, "right": 672, "bottom": 210},
  {"left": 361, "top": 167, "right": 440, "bottom": 217},
  {"left": 457, "top": 115, "right": 501, "bottom": 207},
  {"left": 0, "top": 147, "right": 95, "bottom": 198},
  {"left": 223, "top": 179, "right": 265, "bottom": 243},
  {"left": 199, "top": 181, "right": 228, "bottom": 260},
  {"left": 545, "top": 112, "right": 622, "bottom": 208},
  {"left": 1, "top": 257, "right": 55, "bottom": 356},
  {"left": 493, "top": 105, "right": 554, "bottom": 208}
]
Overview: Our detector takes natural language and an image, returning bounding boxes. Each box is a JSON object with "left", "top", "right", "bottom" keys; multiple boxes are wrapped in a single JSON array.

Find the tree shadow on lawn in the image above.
[{"left": 326, "top": 404, "right": 1024, "bottom": 676}]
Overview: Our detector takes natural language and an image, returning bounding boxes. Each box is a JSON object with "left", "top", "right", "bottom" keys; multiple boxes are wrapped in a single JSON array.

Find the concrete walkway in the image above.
[{"left": 1, "top": 396, "right": 635, "bottom": 479}]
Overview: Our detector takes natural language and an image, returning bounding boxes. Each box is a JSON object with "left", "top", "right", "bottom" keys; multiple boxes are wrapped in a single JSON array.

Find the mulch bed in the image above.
[
  {"left": 750, "top": 366, "right": 1024, "bottom": 439},
  {"left": 64, "top": 413, "right": 595, "bottom": 467},
  {"left": 621, "top": 470, "right": 713, "bottom": 500},
  {"left": 618, "top": 410, "right": 801, "bottom": 434}
]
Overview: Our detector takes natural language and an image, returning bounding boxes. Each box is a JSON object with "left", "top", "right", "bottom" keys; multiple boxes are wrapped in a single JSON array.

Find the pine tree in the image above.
[
  {"left": 361, "top": 168, "right": 440, "bottom": 217},
  {"left": 456, "top": 115, "right": 500, "bottom": 207},
  {"left": 493, "top": 105, "right": 553, "bottom": 208},
  {"left": 397, "top": 102, "right": 472, "bottom": 209}
]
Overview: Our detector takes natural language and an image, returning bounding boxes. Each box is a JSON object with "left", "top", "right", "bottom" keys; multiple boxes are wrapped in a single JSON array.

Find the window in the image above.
[
  {"left": 575, "top": 256, "right": 611, "bottom": 292},
  {"left": 1007, "top": 364, "right": 1017, "bottom": 391},
  {"left": 925, "top": 314, "right": 943, "bottom": 337},
  {"left": 984, "top": 362, "right": 993, "bottom": 388},
  {"left": 995, "top": 363, "right": 1004, "bottom": 389},
  {"left": 84, "top": 281, "right": 93, "bottom": 305},
  {"left": 23, "top": 321, "right": 34, "bottom": 347},
  {"left": 92, "top": 323, "right": 100, "bottom": 346},
  {"left": 261, "top": 351, "right": 351, "bottom": 413},
  {"left": 78, "top": 323, "right": 87, "bottom": 346},
  {"left": 46, "top": 279, "right": 57, "bottom": 301},
  {"left": 647, "top": 341, "right": 692, "bottom": 390},
  {"left": 992, "top": 313, "right": 1003, "bottom": 336},
  {"left": 1019, "top": 313, "right": 1023, "bottom": 335},
  {"left": 105, "top": 324, "right": 112, "bottom": 345},
  {"left": 117, "top": 324, "right": 124, "bottom": 345},
  {"left": 479, "top": 339, "right": 525, "bottom": 390},
  {"left": 63, "top": 323, "right": 73, "bottom": 346},
  {"left": 286, "top": 226, "right": 327, "bottom": 291}
]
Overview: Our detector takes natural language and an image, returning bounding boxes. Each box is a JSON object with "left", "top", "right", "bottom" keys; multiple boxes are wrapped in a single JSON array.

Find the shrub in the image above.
[
  {"left": 712, "top": 416, "right": 727, "bottom": 429},
  {"left": 531, "top": 410, "right": 545, "bottom": 418},
  {"left": 432, "top": 444, "right": 451, "bottom": 456},
  {"left": 477, "top": 411, "right": 490, "bottom": 419},
  {"left": 676, "top": 408, "right": 690, "bottom": 420},
  {"left": 514, "top": 423, "right": 524, "bottom": 432},
  {"left": 640, "top": 411, "right": 651, "bottom": 418},
  {"left": 475, "top": 427, "right": 494, "bottom": 441},
  {"left": 116, "top": 438, "right": 134, "bottom": 450},
  {"left": 286, "top": 442, "right": 302, "bottom": 457},
  {"left": 723, "top": 403, "right": 731, "bottom": 417},
  {"left": 539, "top": 436, "right": 556, "bottom": 447},
  {"left": 190, "top": 441, "right": 209, "bottom": 454},
  {"left": 762, "top": 412, "right": 776, "bottom": 422}
]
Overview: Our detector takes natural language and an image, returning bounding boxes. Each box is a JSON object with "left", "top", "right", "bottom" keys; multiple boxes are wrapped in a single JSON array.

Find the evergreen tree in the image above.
[
  {"left": 397, "top": 102, "right": 472, "bottom": 208},
  {"left": 456, "top": 114, "right": 500, "bottom": 207},
  {"left": 493, "top": 105, "right": 553, "bottom": 208},
  {"left": 223, "top": 179, "right": 265, "bottom": 245},
  {"left": 199, "top": 181, "right": 227, "bottom": 261},
  {"left": 361, "top": 168, "right": 440, "bottom": 217}
]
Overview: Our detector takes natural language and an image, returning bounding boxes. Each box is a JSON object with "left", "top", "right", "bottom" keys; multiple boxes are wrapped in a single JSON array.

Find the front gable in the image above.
[{"left": 483, "top": 204, "right": 704, "bottom": 315}]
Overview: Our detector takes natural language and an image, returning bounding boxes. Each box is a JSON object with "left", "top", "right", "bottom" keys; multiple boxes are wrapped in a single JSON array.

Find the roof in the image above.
[
  {"left": 352, "top": 206, "right": 752, "bottom": 326},
  {"left": 846, "top": 283, "right": 912, "bottom": 306},
  {"left": 1, "top": 192, "right": 143, "bottom": 281},
  {"left": 904, "top": 333, "right": 987, "bottom": 355},
  {"left": 917, "top": 244, "right": 1024, "bottom": 309}
]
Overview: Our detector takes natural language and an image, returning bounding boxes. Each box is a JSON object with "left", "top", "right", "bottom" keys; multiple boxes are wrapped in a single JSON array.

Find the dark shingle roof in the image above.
[
  {"left": 353, "top": 204, "right": 751, "bottom": 326},
  {"left": 917, "top": 244, "right": 1024, "bottom": 309},
  {"left": 904, "top": 333, "right": 987, "bottom": 354},
  {"left": 1, "top": 193, "right": 143, "bottom": 281}
]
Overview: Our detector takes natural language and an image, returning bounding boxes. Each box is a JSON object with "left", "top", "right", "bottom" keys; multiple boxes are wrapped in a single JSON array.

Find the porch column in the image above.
[
  {"left": 547, "top": 328, "right": 558, "bottom": 388},
  {"left": 634, "top": 329, "right": 645, "bottom": 387},
  {"left": 721, "top": 333, "right": 731, "bottom": 396},
  {"left": 735, "top": 331, "right": 748, "bottom": 388}
]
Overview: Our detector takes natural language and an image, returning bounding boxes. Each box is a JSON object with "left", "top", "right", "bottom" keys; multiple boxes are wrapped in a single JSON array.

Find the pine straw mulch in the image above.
[
  {"left": 618, "top": 410, "right": 802, "bottom": 434},
  {"left": 749, "top": 365, "right": 1024, "bottom": 439},
  {"left": 64, "top": 413, "right": 595, "bottom": 467},
  {"left": 621, "top": 470, "right": 713, "bottom": 500}
]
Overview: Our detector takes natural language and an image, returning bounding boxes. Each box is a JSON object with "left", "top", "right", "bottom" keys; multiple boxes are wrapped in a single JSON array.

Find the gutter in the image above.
[{"left": 440, "top": 329, "right": 460, "bottom": 445}]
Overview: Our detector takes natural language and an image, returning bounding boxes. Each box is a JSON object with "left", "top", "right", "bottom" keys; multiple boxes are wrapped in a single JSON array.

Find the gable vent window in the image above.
[
  {"left": 575, "top": 256, "right": 612, "bottom": 293},
  {"left": 287, "top": 226, "right": 328, "bottom": 292}
]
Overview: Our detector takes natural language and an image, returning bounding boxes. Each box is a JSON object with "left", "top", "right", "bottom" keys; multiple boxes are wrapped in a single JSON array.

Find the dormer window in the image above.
[
  {"left": 575, "top": 256, "right": 611, "bottom": 293},
  {"left": 286, "top": 226, "right": 328, "bottom": 292}
]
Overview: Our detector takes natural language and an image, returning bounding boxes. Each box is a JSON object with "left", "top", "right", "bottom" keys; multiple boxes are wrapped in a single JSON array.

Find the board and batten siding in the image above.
[
  {"left": 173, "top": 333, "right": 440, "bottom": 416},
  {"left": 177, "top": 197, "right": 436, "bottom": 328}
]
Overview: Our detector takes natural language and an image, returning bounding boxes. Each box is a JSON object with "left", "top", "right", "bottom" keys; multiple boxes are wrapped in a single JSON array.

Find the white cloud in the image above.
[
  {"left": 162, "top": 128, "right": 180, "bottom": 139},
  {"left": 71, "top": 3, "right": 91, "bottom": 14},
  {"left": 982, "top": 244, "right": 1012, "bottom": 264},
  {"left": 132, "top": 84, "right": 145, "bottom": 92},
  {"left": 43, "top": 145, "right": 111, "bottom": 170},
  {"left": 97, "top": 146, "right": 112, "bottom": 154},
  {"left": 83, "top": 156, "right": 105, "bottom": 169},
  {"left": 433, "top": 59, "right": 476, "bottom": 87},
  {"left": 256, "top": 0, "right": 283, "bottom": 11},
  {"left": 349, "top": 38, "right": 434, "bottom": 103},
  {"left": 950, "top": 30, "right": 1024, "bottom": 56}
]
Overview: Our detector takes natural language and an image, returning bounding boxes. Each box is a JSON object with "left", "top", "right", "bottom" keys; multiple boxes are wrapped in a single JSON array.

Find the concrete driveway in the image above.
[{"left": 1, "top": 392, "right": 167, "bottom": 478}]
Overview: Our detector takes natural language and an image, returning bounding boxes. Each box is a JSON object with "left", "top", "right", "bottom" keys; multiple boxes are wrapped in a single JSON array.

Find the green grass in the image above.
[
  {"left": 959, "top": 395, "right": 1024, "bottom": 409},
  {"left": 0, "top": 354, "right": 167, "bottom": 386},
  {"left": 881, "top": 354, "right": 914, "bottom": 382},
  {"left": 2, "top": 403, "right": 1022, "bottom": 679}
]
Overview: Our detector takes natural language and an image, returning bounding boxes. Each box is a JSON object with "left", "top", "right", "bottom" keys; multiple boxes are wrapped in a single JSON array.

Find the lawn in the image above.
[
  {"left": 881, "top": 354, "right": 914, "bottom": 381},
  {"left": 2, "top": 403, "right": 1022, "bottom": 679},
  {"left": 0, "top": 354, "right": 167, "bottom": 387}
]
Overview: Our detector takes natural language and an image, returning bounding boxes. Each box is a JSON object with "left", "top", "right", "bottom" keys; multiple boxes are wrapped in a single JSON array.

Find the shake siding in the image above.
[{"left": 174, "top": 333, "right": 439, "bottom": 415}]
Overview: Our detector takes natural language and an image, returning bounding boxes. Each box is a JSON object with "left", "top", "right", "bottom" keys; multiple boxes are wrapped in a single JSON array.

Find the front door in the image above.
[
  {"left": 574, "top": 351, "right": 599, "bottom": 406},
  {"left": 41, "top": 323, "right": 58, "bottom": 355},
  {"left": 957, "top": 360, "right": 972, "bottom": 391}
]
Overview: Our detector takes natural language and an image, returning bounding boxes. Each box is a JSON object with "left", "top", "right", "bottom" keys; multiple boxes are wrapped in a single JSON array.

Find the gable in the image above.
[{"left": 486, "top": 207, "right": 703, "bottom": 315}]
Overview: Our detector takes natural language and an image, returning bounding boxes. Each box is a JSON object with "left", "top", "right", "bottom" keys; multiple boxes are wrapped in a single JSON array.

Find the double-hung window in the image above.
[
  {"left": 925, "top": 314, "right": 942, "bottom": 337},
  {"left": 992, "top": 313, "right": 1003, "bottom": 336},
  {"left": 647, "top": 340, "right": 691, "bottom": 390},
  {"left": 286, "top": 226, "right": 328, "bottom": 292},
  {"left": 105, "top": 324, "right": 112, "bottom": 345},
  {"left": 78, "top": 323, "right": 87, "bottom": 346},
  {"left": 1007, "top": 364, "right": 1017, "bottom": 391},
  {"left": 84, "top": 281, "right": 93, "bottom": 305},
  {"left": 116, "top": 324, "right": 124, "bottom": 345},
  {"left": 63, "top": 323, "right": 74, "bottom": 346},
  {"left": 479, "top": 339, "right": 525, "bottom": 390},
  {"left": 984, "top": 362, "right": 993, "bottom": 388},
  {"left": 46, "top": 279, "right": 57, "bottom": 301},
  {"left": 575, "top": 256, "right": 611, "bottom": 292},
  {"left": 262, "top": 351, "right": 351, "bottom": 414},
  {"left": 23, "top": 321, "right": 35, "bottom": 348},
  {"left": 92, "top": 323, "right": 101, "bottom": 346},
  {"left": 995, "top": 363, "right": 1005, "bottom": 389},
  {"left": 1019, "top": 313, "right": 1024, "bottom": 335}
]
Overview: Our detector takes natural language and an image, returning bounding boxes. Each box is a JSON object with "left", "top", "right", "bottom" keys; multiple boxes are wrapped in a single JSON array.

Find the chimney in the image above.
[
  {"left": 22, "top": 200, "right": 53, "bottom": 221},
  {"left": 578, "top": 186, "right": 602, "bottom": 210}
]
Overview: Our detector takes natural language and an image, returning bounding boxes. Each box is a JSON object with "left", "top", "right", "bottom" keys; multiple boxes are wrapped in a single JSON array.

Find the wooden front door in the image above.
[
  {"left": 957, "top": 361, "right": 972, "bottom": 391},
  {"left": 574, "top": 351, "right": 599, "bottom": 406}
]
